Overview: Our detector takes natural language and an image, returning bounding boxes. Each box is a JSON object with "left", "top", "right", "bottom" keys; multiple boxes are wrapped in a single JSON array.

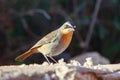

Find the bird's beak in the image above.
[{"left": 73, "top": 25, "right": 76, "bottom": 29}]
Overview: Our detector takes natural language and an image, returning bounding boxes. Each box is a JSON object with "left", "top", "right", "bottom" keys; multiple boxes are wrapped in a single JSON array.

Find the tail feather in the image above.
[{"left": 15, "top": 49, "right": 35, "bottom": 61}]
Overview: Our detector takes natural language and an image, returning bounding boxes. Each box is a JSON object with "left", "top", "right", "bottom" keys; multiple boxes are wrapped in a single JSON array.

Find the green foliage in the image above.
[
  {"left": 0, "top": 0, "right": 120, "bottom": 64},
  {"left": 113, "top": 18, "right": 120, "bottom": 31},
  {"left": 16, "top": 60, "right": 24, "bottom": 65}
]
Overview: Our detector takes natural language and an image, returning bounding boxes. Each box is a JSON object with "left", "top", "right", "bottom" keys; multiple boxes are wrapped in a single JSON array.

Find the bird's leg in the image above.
[
  {"left": 49, "top": 56, "right": 57, "bottom": 63},
  {"left": 43, "top": 55, "right": 50, "bottom": 64}
]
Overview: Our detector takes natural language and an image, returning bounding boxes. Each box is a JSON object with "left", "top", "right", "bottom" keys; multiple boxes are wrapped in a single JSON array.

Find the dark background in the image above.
[{"left": 0, "top": 0, "right": 120, "bottom": 65}]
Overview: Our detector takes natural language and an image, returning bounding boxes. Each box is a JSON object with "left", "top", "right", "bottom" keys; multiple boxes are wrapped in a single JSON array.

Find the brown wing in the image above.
[
  {"left": 15, "top": 29, "right": 60, "bottom": 61},
  {"left": 31, "top": 29, "right": 58, "bottom": 49}
]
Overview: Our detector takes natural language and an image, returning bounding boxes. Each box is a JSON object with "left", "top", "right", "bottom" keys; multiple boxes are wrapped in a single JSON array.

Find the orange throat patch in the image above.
[{"left": 61, "top": 32, "right": 73, "bottom": 46}]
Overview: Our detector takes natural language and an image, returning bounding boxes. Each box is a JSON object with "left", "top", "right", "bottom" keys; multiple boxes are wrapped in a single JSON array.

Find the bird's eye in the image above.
[{"left": 65, "top": 25, "right": 72, "bottom": 29}]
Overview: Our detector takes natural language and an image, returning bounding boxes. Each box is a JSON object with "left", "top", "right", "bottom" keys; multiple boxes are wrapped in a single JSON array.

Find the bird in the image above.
[{"left": 15, "top": 21, "right": 75, "bottom": 64}]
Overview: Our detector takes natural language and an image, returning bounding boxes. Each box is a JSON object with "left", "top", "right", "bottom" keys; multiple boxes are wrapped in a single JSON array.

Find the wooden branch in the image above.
[
  {"left": 0, "top": 59, "right": 120, "bottom": 80},
  {"left": 84, "top": 0, "right": 102, "bottom": 48}
]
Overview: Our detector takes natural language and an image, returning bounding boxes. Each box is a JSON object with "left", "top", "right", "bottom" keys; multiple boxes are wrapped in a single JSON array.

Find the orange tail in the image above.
[{"left": 15, "top": 49, "right": 35, "bottom": 61}]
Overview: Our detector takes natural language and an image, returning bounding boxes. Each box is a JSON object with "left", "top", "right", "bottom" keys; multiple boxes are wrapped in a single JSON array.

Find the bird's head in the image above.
[{"left": 60, "top": 21, "right": 76, "bottom": 34}]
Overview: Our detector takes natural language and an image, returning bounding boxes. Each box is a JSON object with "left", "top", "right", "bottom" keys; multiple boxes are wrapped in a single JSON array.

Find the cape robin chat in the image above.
[{"left": 15, "top": 21, "right": 75, "bottom": 64}]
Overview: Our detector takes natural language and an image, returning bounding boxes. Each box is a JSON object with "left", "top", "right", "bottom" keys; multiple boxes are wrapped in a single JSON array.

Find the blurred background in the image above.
[{"left": 0, "top": 0, "right": 120, "bottom": 65}]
